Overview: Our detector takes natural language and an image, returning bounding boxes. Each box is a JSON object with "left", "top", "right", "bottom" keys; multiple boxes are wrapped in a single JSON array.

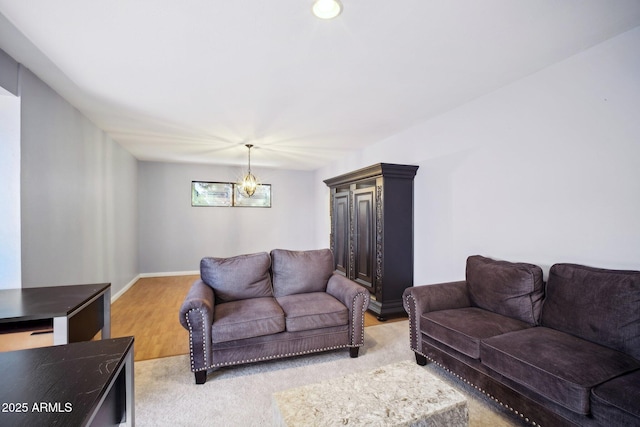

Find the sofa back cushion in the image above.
[
  {"left": 541, "top": 263, "right": 640, "bottom": 359},
  {"left": 200, "top": 252, "right": 273, "bottom": 303},
  {"left": 271, "top": 249, "right": 334, "bottom": 297},
  {"left": 466, "top": 255, "right": 544, "bottom": 325}
]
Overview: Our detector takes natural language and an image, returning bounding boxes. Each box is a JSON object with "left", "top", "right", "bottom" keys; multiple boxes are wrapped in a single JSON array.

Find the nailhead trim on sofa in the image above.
[
  {"left": 351, "top": 292, "right": 368, "bottom": 346},
  {"left": 184, "top": 294, "right": 368, "bottom": 372},
  {"left": 185, "top": 308, "right": 208, "bottom": 372}
]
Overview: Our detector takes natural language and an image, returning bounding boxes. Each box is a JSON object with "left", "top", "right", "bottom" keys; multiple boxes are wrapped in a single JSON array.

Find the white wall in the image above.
[
  {"left": 138, "top": 161, "right": 318, "bottom": 274},
  {"left": 316, "top": 27, "right": 640, "bottom": 284},
  {"left": 0, "top": 88, "right": 21, "bottom": 289},
  {"left": 19, "top": 67, "right": 139, "bottom": 294}
]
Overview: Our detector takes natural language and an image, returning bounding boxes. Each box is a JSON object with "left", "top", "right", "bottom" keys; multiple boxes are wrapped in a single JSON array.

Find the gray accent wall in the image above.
[
  {"left": 138, "top": 161, "right": 318, "bottom": 274},
  {"left": 17, "top": 65, "right": 138, "bottom": 294}
]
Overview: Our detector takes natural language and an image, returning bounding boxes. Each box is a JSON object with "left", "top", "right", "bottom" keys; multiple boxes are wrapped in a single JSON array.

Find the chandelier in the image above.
[{"left": 239, "top": 144, "right": 259, "bottom": 197}]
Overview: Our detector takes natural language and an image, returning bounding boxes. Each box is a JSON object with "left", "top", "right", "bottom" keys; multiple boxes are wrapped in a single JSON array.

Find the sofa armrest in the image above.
[
  {"left": 179, "top": 279, "right": 214, "bottom": 372},
  {"left": 403, "top": 281, "right": 470, "bottom": 353},
  {"left": 326, "top": 273, "right": 370, "bottom": 347}
]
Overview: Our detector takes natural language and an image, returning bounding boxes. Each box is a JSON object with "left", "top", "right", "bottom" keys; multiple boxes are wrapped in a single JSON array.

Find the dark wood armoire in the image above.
[{"left": 324, "top": 163, "right": 419, "bottom": 320}]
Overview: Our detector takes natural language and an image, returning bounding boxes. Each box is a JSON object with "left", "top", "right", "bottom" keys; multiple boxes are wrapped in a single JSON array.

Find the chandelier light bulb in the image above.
[
  {"left": 312, "top": 0, "right": 343, "bottom": 20},
  {"left": 241, "top": 173, "right": 258, "bottom": 197}
]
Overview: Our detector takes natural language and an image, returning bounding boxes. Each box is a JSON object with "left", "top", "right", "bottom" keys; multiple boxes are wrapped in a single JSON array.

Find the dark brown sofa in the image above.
[
  {"left": 179, "top": 248, "right": 370, "bottom": 384},
  {"left": 403, "top": 256, "right": 640, "bottom": 426}
]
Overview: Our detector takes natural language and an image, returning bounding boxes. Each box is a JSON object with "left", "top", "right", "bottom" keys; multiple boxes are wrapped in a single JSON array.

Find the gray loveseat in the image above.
[
  {"left": 179, "top": 248, "right": 370, "bottom": 384},
  {"left": 403, "top": 255, "right": 640, "bottom": 426}
]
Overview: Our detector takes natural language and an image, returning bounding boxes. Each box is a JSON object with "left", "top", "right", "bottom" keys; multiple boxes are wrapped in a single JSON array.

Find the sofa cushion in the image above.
[
  {"left": 201, "top": 252, "right": 273, "bottom": 303},
  {"left": 591, "top": 369, "right": 640, "bottom": 426},
  {"left": 211, "top": 297, "right": 285, "bottom": 343},
  {"left": 541, "top": 263, "right": 640, "bottom": 359},
  {"left": 466, "top": 255, "right": 544, "bottom": 325},
  {"left": 277, "top": 292, "right": 348, "bottom": 332},
  {"left": 271, "top": 249, "right": 334, "bottom": 297},
  {"left": 421, "top": 307, "right": 533, "bottom": 359},
  {"left": 480, "top": 327, "right": 640, "bottom": 415}
]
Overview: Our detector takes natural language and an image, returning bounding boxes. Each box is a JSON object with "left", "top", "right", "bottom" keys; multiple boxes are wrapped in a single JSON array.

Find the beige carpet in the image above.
[{"left": 135, "top": 321, "right": 526, "bottom": 426}]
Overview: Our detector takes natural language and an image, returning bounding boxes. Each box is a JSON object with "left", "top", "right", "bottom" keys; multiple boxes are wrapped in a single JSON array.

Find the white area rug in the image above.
[{"left": 135, "top": 321, "right": 524, "bottom": 426}]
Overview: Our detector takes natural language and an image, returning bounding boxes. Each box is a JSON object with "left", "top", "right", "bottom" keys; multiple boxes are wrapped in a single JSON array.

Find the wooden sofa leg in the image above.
[
  {"left": 195, "top": 371, "right": 207, "bottom": 384},
  {"left": 349, "top": 347, "right": 360, "bottom": 358},
  {"left": 415, "top": 352, "right": 427, "bottom": 366}
]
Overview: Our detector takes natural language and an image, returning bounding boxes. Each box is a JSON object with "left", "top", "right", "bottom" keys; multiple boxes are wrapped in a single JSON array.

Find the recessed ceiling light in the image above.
[{"left": 312, "top": 0, "right": 343, "bottom": 20}]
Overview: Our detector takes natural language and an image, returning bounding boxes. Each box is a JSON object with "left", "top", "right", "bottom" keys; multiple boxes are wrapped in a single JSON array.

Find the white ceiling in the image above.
[{"left": 1, "top": 1, "right": 640, "bottom": 170}]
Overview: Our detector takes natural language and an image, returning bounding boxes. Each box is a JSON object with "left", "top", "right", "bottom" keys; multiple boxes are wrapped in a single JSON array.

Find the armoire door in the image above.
[
  {"left": 352, "top": 188, "right": 375, "bottom": 290},
  {"left": 332, "top": 192, "right": 350, "bottom": 276}
]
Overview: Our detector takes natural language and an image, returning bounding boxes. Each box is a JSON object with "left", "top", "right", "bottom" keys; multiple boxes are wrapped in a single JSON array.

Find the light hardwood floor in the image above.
[
  {"left": 111, "top": 275, "right": 407, "bottom": 361},
  {"left": 110, "top": 275, "right": 199, "bottom": 361}
]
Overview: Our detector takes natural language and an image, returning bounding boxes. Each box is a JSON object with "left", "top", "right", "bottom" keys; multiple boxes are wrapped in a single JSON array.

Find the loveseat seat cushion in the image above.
[
  {"left": 271, "top": 249, "right": 334, "bottom": 297},
  {"left": 211, "top": 297, "right": 285, "bottom": 343},
  {"left": 421, "top": 307, "right": 533, "bottom": 359},
  {"left": 201, "top": 252, "right": 273, "bottom": 303},
  {"left": 541, "top": 263, "right": 640, "bottom": 359},
  {"left": 466, "top": 255, "right": 544, "bottom": 325},
  {"left": 480, "top": 327, "right": 640, "bottom": 415},
  {"left": 591, "top": 369, "right": 640, "bottom": 426},
  {"left": 277, "top": 292, "right": 348, "bottom": 332}
]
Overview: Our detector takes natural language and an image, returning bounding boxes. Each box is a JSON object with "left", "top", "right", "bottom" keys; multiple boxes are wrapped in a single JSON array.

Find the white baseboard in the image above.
[
  {"left": 111, "top": 271, "right": 199, "bottom": 302},
  {"left": 138, "top": 270, "right": 199, "bottom": 278},
  {"left": 111, "top": 274, "right": 140, "bottom": 302}
]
